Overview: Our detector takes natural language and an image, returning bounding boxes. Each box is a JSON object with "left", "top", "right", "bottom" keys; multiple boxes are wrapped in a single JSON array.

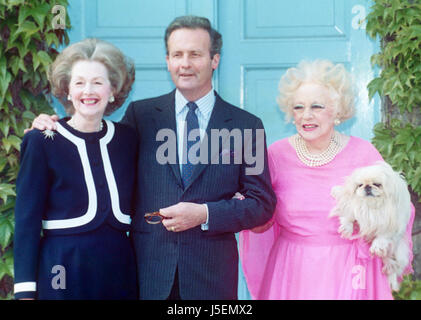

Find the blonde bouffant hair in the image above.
[
  {"left": 277, "top": 59, "right": 355, "bottom": 123},
  {"left": 48, "top": 38, "right": 135, "bottom": 115}
]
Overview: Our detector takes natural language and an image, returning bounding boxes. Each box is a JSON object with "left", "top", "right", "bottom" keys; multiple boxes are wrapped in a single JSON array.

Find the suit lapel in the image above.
[
  {"left": 182, "top": 93, "right": 234, "bottom": 192},
  {"left": 152, "top": 90, "right": 183, "bottom": 189}
]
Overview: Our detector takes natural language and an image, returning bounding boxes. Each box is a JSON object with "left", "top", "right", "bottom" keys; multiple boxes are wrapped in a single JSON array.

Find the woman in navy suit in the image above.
[{"left": 13, "top": 38, "right": 138, "bottom": 299}]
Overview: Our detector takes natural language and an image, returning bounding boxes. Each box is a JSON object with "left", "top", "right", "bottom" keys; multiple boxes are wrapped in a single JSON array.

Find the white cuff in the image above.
[
  {"left": 201, "top": 204, "right": 209, "bottom": 231},
  {"left": 14, "top": 282, "right": 37, "bottom": 294}
]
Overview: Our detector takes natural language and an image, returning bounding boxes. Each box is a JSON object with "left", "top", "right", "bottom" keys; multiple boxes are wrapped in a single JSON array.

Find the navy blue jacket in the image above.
[
  {"left": 122, "top": 90, "right": 276, "bottom": 299},
  {"left": 13, "top": 119, "right": 138, "bottom": 298}
]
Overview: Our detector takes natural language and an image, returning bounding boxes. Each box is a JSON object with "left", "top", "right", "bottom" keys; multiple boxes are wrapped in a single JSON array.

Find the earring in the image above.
[
  {"left": 67, "top": 94, "right": 72, "bottom": 101},
  {"left": 109, "top": 95, "right": 115, "bottom": 103},
  {"left": 292, "top": 120, "right": 296, "bottom": 125},
  {"left": 334, "top": 119, "right": 341, "bottom": 126}
]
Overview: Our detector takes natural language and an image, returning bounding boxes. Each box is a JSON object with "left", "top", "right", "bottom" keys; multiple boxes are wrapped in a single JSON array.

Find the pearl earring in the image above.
[
  {"left": 292, "top": 120, "right": 296, "bottom": 125},
  {"left": 334, "top": 119, "right": 341, "bottom": 126},
  {"left": 109, "top": 95, "right": 115, "bottom": 103},
  {"left": 67, "top": 94, "right": 72, "bottom": 101}
]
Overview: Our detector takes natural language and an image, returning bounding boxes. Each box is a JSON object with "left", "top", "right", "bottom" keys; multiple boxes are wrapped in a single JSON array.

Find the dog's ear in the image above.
[
  {"left": 331, "top": 185, "right": 342, "bottom": 199},
  {"left": 329, "top": 185, "right": 342, "bottom": 217},
  {"left": 329, "top": 173, "right": 358, "bottom": 219},
  {"left": 382, "top": 163, "right": 407, "bottom": 199},
  {"left": 342, "top": 173, "right": 358, "bottom": 197},
  {"left": 329, "top": 182, "right": 355, "bottom": 218}
]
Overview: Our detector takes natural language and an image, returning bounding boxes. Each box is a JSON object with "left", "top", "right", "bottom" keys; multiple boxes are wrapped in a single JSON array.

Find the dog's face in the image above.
[
  {"left": 331, "top": 161, "right": 410, "bottom": 220},
  {"left": 352, "top": 165, "right": 387, "bottom": 200},
  {"left": 335, "top": 162, "right": 405, "bottom": 212}
]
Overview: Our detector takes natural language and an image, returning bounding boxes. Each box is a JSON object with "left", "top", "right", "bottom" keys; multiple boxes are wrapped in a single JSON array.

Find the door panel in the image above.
[
  {"left": 245, "top": 0, "right": 346, "bottom": 39},
  {"left": 219, "top": 0, "right": 378, "bottom": 145}
]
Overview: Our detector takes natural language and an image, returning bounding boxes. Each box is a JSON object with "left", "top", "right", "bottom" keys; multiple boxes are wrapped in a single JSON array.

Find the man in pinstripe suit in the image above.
[
  {"left": 121, "top": 16, "right": 276, "bottom": 300},
  {"left": 29, "top": 16, "right": 276, "bottom": 300}
]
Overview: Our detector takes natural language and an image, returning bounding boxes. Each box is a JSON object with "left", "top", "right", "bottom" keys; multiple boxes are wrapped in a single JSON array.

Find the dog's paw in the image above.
[
  {"left": 370, "top": 238, "right": 391, "bottom": 258},
  {"left": 382, "top": 259, "right": 399, "bottom": 275},
  {"left": 338, "top": 223, "right": 354, "bottom": 239},
  {"left": 388, "top": 273, "right": 400, "bottom": 292}
]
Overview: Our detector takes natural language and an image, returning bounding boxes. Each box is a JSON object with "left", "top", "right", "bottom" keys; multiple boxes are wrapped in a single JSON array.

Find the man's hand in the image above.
[
  {"left": 24, "top": 114, "right": 59, "bottom": 134},
  {"left": 160, "top": 202, "right": 207, "bottom": 233}
]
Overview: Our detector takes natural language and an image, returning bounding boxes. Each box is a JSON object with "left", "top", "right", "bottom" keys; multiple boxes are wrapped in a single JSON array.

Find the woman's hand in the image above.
[
  {"left": 24, "top": 114, "right": 59, "bottom": 134},
  {"left": 250, "top": 220, "right": 274, "bottom": 233},
  {"left": 232, "top": 192, "right": 274, "bottom": 232}
]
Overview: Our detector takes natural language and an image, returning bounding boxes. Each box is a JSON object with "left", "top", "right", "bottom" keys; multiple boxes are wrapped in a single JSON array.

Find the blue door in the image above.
[{"left": 64, "top": 0, "right": 378, "bottom": 299}]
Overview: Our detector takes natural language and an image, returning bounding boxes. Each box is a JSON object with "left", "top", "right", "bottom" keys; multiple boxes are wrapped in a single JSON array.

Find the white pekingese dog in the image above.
[{"left": 329, "top": 161, "right": 411, "bottom": 291}]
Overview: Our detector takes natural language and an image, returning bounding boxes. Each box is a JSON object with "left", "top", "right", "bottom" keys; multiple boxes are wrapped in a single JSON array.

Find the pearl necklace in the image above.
[
  {"left": 68, "top": 118, "right": 103, "bottom": 132},
  {"left": 292, "top": 131, "right": 343, "bottom": 167}
]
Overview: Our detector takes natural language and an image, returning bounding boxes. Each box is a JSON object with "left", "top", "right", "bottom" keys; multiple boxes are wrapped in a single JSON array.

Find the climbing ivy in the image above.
[
  {"left": 0, "top": 0, "right": 70, "bottom": 299},
  {"left": 366, "top": 0, "right": 421, "bottom": 299},
  {"left": 366, "top": 0, "right": 421, "bottom": 197}
]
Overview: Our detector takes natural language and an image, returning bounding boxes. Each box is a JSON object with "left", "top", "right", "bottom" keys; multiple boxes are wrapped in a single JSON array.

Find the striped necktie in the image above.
[{"left": 181, "top": 102, "right": 200, "bottom": 188}]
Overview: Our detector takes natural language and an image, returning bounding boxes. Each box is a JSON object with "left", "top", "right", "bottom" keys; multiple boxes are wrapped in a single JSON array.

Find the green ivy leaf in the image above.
[
  {"left": 0, "top": 54, "right": 7, "bottom": 80},
  {"left": 0, "top": 184, "right": 16, "bottom": 205},
  {"left": 0, "top": 247, "right": 14, "bottom": 279},
  {"left": 0, "top": 214, "right": 14, "bottom": 249},
  {"left": 1, "top": 138, "right": 11, "bottom": 154},
  {"left": 45, "top": 33, "right": 60, "bottom": 48},
  {"left": 410, "top": 25, "right": 421, "bottom": 39},
  {"left": 0, "top": 158, "right": 7, "bottom": 173},
  {"left": 6, "top": 0, "right": 26, "bottom": 9},
  {"left": 6, "top": 135, "right": 21, "bottom": 152},
  {"left": 17, "top": 5, "right": 31, "bottom": 26},
  {"left": 37, "top": 51, "right": 53, "bottom": 69},
  {"left": 13, "top": 42, "right": 29, "bottom": 61},
  {"left": 409, "top": 289, "right": 421, "bottom": 300},
  {"left": 367, "top": 78, "right": 383, "bottom": 100},
  {"left": 15, "top": 21, "right": 39, "bottom": 38},
  {"left": 30, "top": 3, "right": 51, "bottom": 30},
  {"left": 0, "top": 71, "right": 12, "bottom": 98},
  {"left": 22, "top": 110, "right": 36, "bottom": 121},
  {"left": 0, "top": 117, "right": 10, "bottom": 137},
  {"left": 10, "top": 56, "right": 20, "bottom": 76}
]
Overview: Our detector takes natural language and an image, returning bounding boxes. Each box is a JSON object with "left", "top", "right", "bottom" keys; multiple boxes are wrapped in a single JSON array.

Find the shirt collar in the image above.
[{"left": 175, "top": 89, "right": 215, "bottom": 120}]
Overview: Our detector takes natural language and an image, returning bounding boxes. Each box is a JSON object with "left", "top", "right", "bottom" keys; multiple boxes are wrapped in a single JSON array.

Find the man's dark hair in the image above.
[{"left": 165, "top": 15, "right": 222, "bottom": 58}]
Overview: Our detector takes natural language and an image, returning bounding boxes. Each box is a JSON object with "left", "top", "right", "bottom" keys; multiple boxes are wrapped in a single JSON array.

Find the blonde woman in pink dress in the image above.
[{"left": 239, "top": 60, "right": 415, "bottom": 300}]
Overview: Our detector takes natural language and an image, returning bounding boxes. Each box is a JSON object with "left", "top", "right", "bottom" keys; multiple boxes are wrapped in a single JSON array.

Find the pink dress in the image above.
[{"left": 239, "top": 136, "right": 415, "bottom": 300}]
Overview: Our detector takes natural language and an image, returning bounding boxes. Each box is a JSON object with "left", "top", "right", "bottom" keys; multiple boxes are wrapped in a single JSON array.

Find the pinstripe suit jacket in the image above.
[{"left": 121, "top": 90, "right": 276, "bottom": 299}]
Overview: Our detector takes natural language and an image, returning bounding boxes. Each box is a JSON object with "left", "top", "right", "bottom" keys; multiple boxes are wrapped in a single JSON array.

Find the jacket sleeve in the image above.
[
  {"left": 205, "top": 118, "right": 277, "bottom": 233},
  {"left": 14, "top": 132, "right": 49, "bottom": 299}
]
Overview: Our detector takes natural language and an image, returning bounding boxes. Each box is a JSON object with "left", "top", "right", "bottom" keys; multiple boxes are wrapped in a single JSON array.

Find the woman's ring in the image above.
[{"left": 171, "top": 226, "right": 176, "bottom": 232}]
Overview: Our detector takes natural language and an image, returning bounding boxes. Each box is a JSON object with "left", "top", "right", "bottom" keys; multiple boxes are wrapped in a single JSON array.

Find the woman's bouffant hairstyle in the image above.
[
  {"left": 277, "top": 59, "right": 355, "bottom": 123},
  {"left": 48, "top": 38, "right": 135, "bottom": 115}
]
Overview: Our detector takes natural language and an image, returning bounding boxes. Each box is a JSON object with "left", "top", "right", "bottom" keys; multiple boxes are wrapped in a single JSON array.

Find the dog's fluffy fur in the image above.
[{"left": 330, "top": 161, "right": 411, "bottom": 291}]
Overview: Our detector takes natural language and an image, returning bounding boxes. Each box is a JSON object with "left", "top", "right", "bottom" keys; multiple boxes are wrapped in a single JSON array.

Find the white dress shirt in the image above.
[{"left": 174, "top": 88, "right": 215, "bottom": 230}]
